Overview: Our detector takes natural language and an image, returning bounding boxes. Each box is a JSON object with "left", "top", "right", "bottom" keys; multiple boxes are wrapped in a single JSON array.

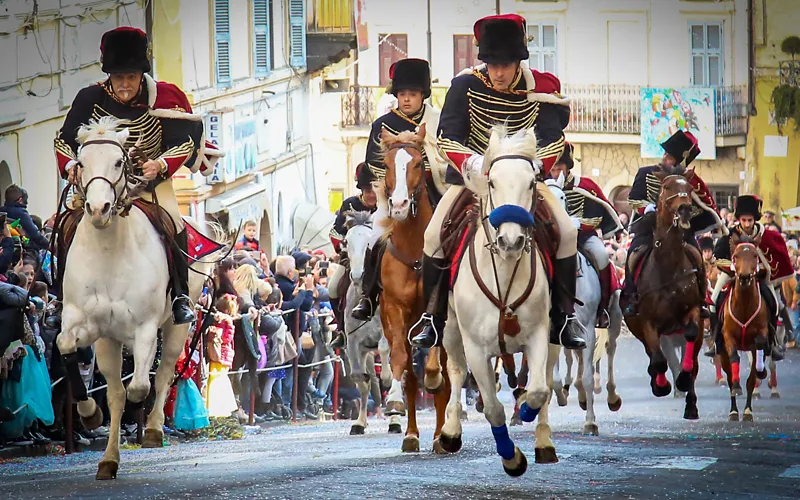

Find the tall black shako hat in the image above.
[
  {"left": 661, "top": 130, "right": 700, "bottom": 167},
  {"left": 101, "top": 27, "right": 151, "bottom": 74},
  {"left": 734, "top": 195, "right": 763, "bottom": 220},
  {"left": 474, "top": 14, "right": 529, "bottom": 64},
  {"left": 389, "top": 58, "right": 432, "bottom": 99}
]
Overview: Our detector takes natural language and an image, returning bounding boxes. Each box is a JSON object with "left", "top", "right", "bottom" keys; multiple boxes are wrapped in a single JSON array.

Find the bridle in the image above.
[
  {"left": 481, "top": 154, "right": 540, "bottom": 254},
  {"left": 653, "top": 177, "right": 692, "bottom": 247},
  {"left": 385, "top": 142, "right": 425, "bottom": 217},
  {"left": 75, "top": 139, "right": 145, "bottom": 216},
  {"left": 732, "top": 243, "right": 760, "bottom": 287}
]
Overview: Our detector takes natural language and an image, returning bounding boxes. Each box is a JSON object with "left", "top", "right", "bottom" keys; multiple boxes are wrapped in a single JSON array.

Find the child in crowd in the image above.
[
  {"left": 205, "top": 294, "right": 238, "bottom": 418},
  {"left": 235, "top": 221, "right": 260, "bottom": 252}
]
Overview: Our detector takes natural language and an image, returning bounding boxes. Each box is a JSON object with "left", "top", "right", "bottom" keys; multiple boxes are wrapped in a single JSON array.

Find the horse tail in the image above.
[{"left": 594, "top": 327, "right": 609, "bottom": 365}]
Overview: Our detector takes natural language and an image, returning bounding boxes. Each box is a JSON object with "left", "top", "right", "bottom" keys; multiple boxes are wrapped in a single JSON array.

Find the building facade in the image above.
[
  {"left": 745, "top": 0, "right": 800, "bottom": 216},
  {"left": 0, "top": 0, "right": 147, "bottom": 220},
  {"left": 328, "top": 0, "right": 750, "bottom": 214}
]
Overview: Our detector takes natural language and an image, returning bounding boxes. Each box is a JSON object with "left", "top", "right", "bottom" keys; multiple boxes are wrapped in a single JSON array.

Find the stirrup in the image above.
[
  {"left": 409, "top": 313, "right": 438, "bottom": 346},
  {"left": 559, "top": 315, "right": 587, "bottom": 350}
]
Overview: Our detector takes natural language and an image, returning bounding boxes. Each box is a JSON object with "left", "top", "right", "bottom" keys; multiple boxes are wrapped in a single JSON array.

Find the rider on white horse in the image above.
[
  {"left": 548, "top": 143, "right": 623, "bottom": 328},
  {"left": 706, "top": 195, "right": 794, "bottom": 360},
  {"left": 411, "top": 14, "right": 587, "bottom": 350},
  {"left": 53, "top": 27, "right": 220, "bottom": 325}
]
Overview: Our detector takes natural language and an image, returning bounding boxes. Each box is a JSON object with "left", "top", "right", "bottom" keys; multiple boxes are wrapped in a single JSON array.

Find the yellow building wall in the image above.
[
  {"left": 151, "top": 0, "right": 184, "bottom": 88},
  {"left": 745, "top": 0, "right": 800, "bottom": 213}
]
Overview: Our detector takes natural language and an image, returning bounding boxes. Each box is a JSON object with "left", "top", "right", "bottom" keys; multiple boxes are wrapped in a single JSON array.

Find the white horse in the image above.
[
  {"left": 438, "top": 126, "right": 558, "bottom": 476},
  {"left": 545, "top": 177, "right": 623, "bottom": 435},
  {"left": 341, "top": 211, "right": 397, "bottom": 435},
  {"left": 56, "top": 117, "right": 219, "bottom": 480}
]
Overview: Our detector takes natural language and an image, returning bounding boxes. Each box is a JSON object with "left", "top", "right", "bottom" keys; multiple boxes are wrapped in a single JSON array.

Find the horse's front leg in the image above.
[
  {"left": 403, "top": 344, "right": 420, "bottom": 453},
  {"left": 743, "top": 348, "right": 758, "bottom": 422},
  {"left": 768, "top": 355, "right": 780, "bottom": 398},
  {"left": 143, "top": 322, "right": 190, "bottom": 448},
  {"left": 465, "top": 339, "right": 526, "bottom": 476},
  {"left": 94, "top": 338, "right": 124, "bottom": 480},
  {"left": 424, "top": 346, "right": 445, "bottom": 393},
  {"left": 551, "top": 350, "right": 567, "bottom": 407},
  {"left": 580, "top": 326, "right": 598, "bottom": 435},
  {"left": 675, "top": 315, "right": 701, "bottom": 394},
  {"left": 574, "top": 349, "right": 587, "bottom": 409},
  {"left": 718, "top": 348, "right": 739, "bottom": 421},
  {"left": 431, "top": 348, "right": 451, "bottom": 452},
  {"left": 533, "top": 344, "right": 560, "bottom": 464},
  {"left": 440, "top": 310, "right": 467, "bottom": 453},
  {"left": 683, "top": 318, "right": 702, "bottom": 420},
  {"left": 57, "top": 308, "right": 102, "bottom": 426},
  {"left": 642, "top": 322, "right": 670, "bottom": 397},
  {"left": 606, "top": 306, "right": 622, "bottom": 411},
  {"left": 563, "top": 347, "right": 574, "bottom": 396},
  {"left": 350, "top": 375, "right": 371, "bottom": 435},
  {"left": 128, "top": 322, "right": 159, "bottom": 403},
  {"left": 382, "top": 301, "right": 408, "bottom": 417}
]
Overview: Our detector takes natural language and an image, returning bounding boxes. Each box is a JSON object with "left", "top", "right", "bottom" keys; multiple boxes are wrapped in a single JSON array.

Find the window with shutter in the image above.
[
  {"left": 288, "top": 0, "right": 306, "bottom": 68},
  {"left": 214, "top": 0, "right": 231, "bottom": 87},
  {"left": 453, "top": 35, "right": 480, "bottom": 75},
  {"left": 527, "top": 23, "right": 557, "bottom": 75},
  {"left": 253, "top": 0, "right": 270, "bottom": 77},
  {"left": 378, "top": 34, "right": 408, "bottom": 87},
  {"left": 689, "top": 22, "right": 724, "bottom": 87}
]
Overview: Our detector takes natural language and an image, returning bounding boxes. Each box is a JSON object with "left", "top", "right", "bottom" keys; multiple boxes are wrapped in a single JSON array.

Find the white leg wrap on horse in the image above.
[
  {"left": 424, "top": 185, "right": 464, "bottom": 258},
  {"left": 536, "top": 183, "right": 577, "bottom": 258},
  {"left": 756, "top": 350, "right": 765, "bottom": 372},
  {"left": 583, "top": 235, "right": 610, "bottom": 270},
  {"left": 387, "top": 378, "right": 404, "bottom": 403}
]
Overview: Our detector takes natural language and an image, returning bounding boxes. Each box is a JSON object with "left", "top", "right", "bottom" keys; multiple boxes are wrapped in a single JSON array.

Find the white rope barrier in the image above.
[{"left": 224, "top": 356, "right": 344, "bottom": 376}]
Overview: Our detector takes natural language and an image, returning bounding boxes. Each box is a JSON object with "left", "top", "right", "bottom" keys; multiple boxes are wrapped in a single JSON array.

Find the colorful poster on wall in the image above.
[
  {"left": 356, "top": 0, "right": 369, "bottom": 52},
  {"left": 640, "top": 87, "right": 716, "bottom": 160}
]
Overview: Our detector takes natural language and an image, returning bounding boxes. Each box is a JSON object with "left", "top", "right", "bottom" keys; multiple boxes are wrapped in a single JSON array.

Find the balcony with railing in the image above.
[
  {"left": 305, "top": 0, "right": 356, "bottom": 74},
  {"left": 341, "top": 84, "right": 748, "bottom": 142}
]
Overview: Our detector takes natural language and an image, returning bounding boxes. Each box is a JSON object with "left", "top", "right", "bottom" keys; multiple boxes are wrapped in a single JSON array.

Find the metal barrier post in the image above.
[
  {"left": 65, "top": 381, "right": 74, "bottom": 454},
  {"left": 136, "top": 407, "right": 144, "bottom": 444},
  {"left": 248, "top": 382, "right": 256, "bottom": 425},
  {"left": 332, "top": 349, "right": 340, "bottom": 420},
  {"left": 291, "top": 311, "right": 300, "bottom": 421}
]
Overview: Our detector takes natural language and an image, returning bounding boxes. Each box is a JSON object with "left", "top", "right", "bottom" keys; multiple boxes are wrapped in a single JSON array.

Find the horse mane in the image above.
[
  {"left": 76, "top": 116, "right": 122, "bottom": 145},
  {"left": 344, "top": 210, "right": 373, "bottom": 230},
  {"left": 483, "top": 125, "right": 539, "bottom": 167}
]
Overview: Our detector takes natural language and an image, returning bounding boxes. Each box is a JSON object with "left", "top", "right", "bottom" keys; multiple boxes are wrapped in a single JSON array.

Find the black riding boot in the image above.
[
  {"left": 551, "top": 256, "right": 587, "bottom": 349},
  {"left": 329, "top": 297, "right": 346, "bottom": 349},
  {"left": 705, "top": 292, "right": 727, "bottom": 357},
  {"left": 171, "top": 230, "right": 196, "bottom": 325},
  {"left": 351, "top": 242, "right": 383, "bottom": 321},
  {"left": 410, "top": 256, "right": 449, "bottom": 348}
]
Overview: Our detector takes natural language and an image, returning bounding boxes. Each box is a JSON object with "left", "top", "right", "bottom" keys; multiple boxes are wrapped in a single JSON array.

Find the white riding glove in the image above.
[
  {"left": 644, "top": 204, "right": 656, "bottom": 214},
  {"left": 570, "top": 217, "right": 582, "bottom": 230}
]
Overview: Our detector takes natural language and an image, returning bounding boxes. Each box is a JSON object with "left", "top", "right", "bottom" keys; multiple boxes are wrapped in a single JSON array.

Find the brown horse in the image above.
[
  {"left": 719, "top": 234, "right": 770, "bottom": 422},
  {"left": 378, "top": 125, "right": 450, "bottom": 453},
  {"left": 624, "top": 173, "right": 704, "bottom": 420}
]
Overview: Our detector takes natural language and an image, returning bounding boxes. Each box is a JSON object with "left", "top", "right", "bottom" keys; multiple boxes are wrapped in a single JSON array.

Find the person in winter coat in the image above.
[{"left": 0, "top": 185, "right": 49, "bottom": 250}]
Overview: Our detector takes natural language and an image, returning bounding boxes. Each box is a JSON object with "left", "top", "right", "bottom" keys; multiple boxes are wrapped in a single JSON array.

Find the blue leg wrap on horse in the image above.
[
  {"left": 491, "top": 425, "right": 516, "bottom": 460},
  {"left": 519, "top": 402, "right": 540, "bottom": 423}
]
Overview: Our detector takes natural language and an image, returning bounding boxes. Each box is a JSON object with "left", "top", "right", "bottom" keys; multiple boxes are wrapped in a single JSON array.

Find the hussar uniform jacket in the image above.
[
  {"left": 563, "top": 174, "right": 623, "bottom": 238},
  {"left": 329, "top": 196, "right": 377, "bottom": 253},
  {"left": 713, "top": 222, "right": 794, "bottom": 285}
]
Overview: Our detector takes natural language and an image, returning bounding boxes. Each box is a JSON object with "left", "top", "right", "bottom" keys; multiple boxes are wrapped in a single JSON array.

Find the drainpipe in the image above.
[
  {"left": 747, "top": 0, "right": 756, "bottom": 116},
  {"left": 145, "top": 0, "right": 154, "bottom": 77},
  {"left": 427, "top": 0, "right": 432, "bottom": 65},
  {"left": 496, "top": 0, "right": 501, "bottom": 15}
]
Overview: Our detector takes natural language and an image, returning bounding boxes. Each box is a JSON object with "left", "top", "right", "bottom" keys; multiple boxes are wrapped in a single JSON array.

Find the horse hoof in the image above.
[
  {"left": 770, "top": 392, "right": 781, "bottom": 399},
  {"left": 95, "top": 460, "right": 118, "bottom": 480},
  {"left": 555, "top": 389, "right": 568, "bottom": 407},
  {"left": 439, "top": 433, "right": 462, "bottom": 453},
  {"left": 507, "top": 373, "right": 518, "bottom": 389},
  {"left": 608, "top": 397, "right": 622, "bottom": 412},
  {"left": 583, "top": 423, "right": 599, "bottom": 436},
  {"left": 386, "top": 401, "right": 406, "bottom": 416},
  {"left": 350, "top": 425, "right": 365, "bottom": 436},
  {"left": 593, "top": 385, "right": 602, "bottom": 395},
  {"left": 756, "top": 369, "right": 768, "bottom": 380},
  {"left": 578, "top": 399, "right": 587, "bottom": 411},
  {"left": 401, "top": 435, "right": 420, "bottom": 453},
  {"left": 729, "top": 412, "right": 739, "bottom": 422},
  {"left": 80, "top": 406, "right": 104, "bottom": 431},
  {"left": 743, "top": 412, "right": 754, "bottom": 422},
  {"left": 424, "top": 374, "right": 444, "bottom": 394},
  {"left": 563, "top": 384, "right": 571, "bottom": 395},
  {"left": 674, "top": 390, "right": 686, "bottom": 399},
  {"left": 141, "top": 428, "right": 163, "bottom": 448},
  {"left": 651, "top": 379, "right": 672, "bottom": 398},
  {"left": 534, "top": 446, "right": 559, "bottom": 464},
  {"left": 510, "top": 412, "right": 523, "bottom": 427},
  {"left": 502, "top": 447, "right": 528, "bottom": 477},
  {"left": 388, "top": 423, "right": 403, "bottom": 434},
  {"left": 683, "top": 406, "right": 699, "bottom": 420},
  {"left": 460, "top": 410, "right": 468, "bottom": 422},
  {"left": 675, "top": 371, "right": 693, "bottom": 393},
  {"left": 432, "top": 438, "right": 449, "bottom": 455}
]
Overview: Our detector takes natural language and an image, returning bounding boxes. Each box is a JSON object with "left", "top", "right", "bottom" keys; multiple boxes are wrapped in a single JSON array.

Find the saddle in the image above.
[
  {"left": 441, "top": 189, "right": 559, "bottom": 289},
  {"left": 53, "top": 198, "right": 179, "bottom": 294}
]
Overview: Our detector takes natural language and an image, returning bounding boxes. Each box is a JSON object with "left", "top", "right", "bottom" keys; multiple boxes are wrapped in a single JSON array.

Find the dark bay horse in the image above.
[
  {"left": 378, "top": 125, "right": 450, "bottom": 453},
  {"left": 719, "top": 233, "right": 769, "bottom": 422},
  {"left": 624, "top": 173, "right": 704, "bottom": 420}
]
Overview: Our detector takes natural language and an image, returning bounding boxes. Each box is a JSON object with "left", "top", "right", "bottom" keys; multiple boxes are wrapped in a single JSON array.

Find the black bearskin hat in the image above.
[
  {"left": 734, "top": 195, "right": 763, "bottom": 220},
  {"left": 555, "top": 142, "right": 575, "bottom": 170},
  {"left": 101, "top": 27, "right": 151, "bottom": 74},
  {"left": 661, "top": 130, "right": 700, "bottom": 167},
  {"left": 474, "top": 14, "right": 529, "bottom": 64},
  {"left": 355, "top": 162, "right": 376, "bottom": 190},
  {"left": 389, "top": 58, "right": 431, "bottom": 98},
  {"left": 698, "top": 236, "right": 715, "bottom": 252}
]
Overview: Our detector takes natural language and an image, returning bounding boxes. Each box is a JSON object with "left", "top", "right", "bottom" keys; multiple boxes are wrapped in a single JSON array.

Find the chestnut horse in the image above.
[
  {"left": 719, "top": 234, "right": 769, "bottom": 422},
  {"left": 378, "top": 125, "right": 450, "bottom": 453},
  {"left": 624, "top": 173, "right": 704, "bottom": 420}
]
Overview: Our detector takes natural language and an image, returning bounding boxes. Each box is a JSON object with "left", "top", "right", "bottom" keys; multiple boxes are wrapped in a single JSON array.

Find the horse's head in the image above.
[
  {"left": 381, "top": 124, "right": 426, "bottom": 221},
  {"left": 729, "top": 233, "right": 764, "bottom": 288},
  {"left": 654, "top": 171, "right": 694, "bottom": 231},
  {"left": 343, "top": 211, "right": 374, "bottom": 282},
  {"left": 544, "top": 172, "right": 567, "bottom": 212},
  {"left": 474, "top": 126, "right": 539, "bottom": 259},
  {"left": 75, "top": 116, "right": 131, "bottom": 229}
]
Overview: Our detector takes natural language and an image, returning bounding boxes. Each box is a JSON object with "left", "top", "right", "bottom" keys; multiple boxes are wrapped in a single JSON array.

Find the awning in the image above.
[{"left": 205, "top": 183, "right": 268, "bottom": 232}]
